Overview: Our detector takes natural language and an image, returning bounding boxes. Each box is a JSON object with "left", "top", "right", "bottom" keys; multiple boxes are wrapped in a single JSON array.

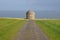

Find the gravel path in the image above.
[{"left": 16, "top": 20, "right": 48, "bottom": 40}]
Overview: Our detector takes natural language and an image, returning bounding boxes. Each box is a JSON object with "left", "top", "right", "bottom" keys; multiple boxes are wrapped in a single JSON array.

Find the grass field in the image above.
[
  {"left": 0, "top": 18, "right": 26, "bottom": 40},
  {"left": 36, "top": 20, "right": 60, "bottom": 40}
]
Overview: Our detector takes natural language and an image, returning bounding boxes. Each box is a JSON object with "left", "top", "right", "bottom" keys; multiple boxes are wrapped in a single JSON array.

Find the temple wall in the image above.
[{"left": 26, "top": 10, "right": 35, "bottom": 20}]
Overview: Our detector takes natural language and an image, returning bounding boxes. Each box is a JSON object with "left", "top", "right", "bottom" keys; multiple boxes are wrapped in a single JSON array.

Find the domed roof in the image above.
[
  {"left": 26, "top": 9, "right": 35, "bottom": 14},
  {"left": 28, "top": 9, "right": 34, "bottom": 12}
]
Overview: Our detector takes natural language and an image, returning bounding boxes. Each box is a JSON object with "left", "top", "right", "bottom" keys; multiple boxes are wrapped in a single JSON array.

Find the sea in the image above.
[{"left": 0, "top": 10, "right": 60, "bottom": 19}]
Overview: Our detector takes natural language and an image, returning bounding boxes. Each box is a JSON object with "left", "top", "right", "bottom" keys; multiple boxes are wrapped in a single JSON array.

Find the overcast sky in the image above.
[{"left": 0, "top": 0, "right": 60, "bottom": 11}]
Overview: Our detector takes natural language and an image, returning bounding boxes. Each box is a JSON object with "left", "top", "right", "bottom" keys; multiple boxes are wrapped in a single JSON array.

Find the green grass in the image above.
[
  {"left": 36, "top": 20, "right": 60, "bottom": 40},
  {"left": 0, "top": 18, "right": 26, "bottom": 40}
]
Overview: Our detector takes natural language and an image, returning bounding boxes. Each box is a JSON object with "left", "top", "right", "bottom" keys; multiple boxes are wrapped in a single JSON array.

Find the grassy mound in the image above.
[
  {"left": 0, "top": 18, "right": 26, "bottom": 40},
  {"left": 36, "top": 20, "right": 60, "bottom": 40}
]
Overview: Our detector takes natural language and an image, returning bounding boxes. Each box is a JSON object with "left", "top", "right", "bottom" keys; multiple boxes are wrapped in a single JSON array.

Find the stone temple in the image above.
[{"left": 26, "top": 10, "right": 35, "bottom": 20}]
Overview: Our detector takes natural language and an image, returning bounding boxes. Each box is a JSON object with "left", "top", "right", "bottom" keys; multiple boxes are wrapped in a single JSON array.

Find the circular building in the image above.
[{"left": 26, "top": 10, "right": 35, "bottom": 20}]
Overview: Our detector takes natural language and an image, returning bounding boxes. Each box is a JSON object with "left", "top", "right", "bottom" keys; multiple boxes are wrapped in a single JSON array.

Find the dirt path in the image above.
[{"left": 16, "top": 20, "right": 48, "bottom": 40}]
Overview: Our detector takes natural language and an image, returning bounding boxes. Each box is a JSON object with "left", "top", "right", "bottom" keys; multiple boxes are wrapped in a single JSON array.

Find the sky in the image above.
[
  {"left": 0, "top": 0, "right": 60, "bottom": 18},
  {"left": 0, "top": 0, "right": 60, "bottom": 11}
]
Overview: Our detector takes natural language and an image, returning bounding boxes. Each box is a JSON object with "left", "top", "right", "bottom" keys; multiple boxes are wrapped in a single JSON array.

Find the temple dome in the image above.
[{"left": 27, "top": 10, "right": 35, "bottom": 14}]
